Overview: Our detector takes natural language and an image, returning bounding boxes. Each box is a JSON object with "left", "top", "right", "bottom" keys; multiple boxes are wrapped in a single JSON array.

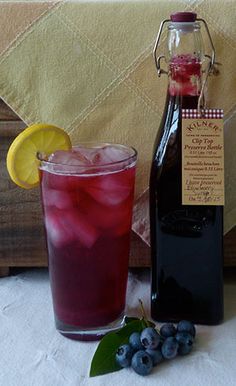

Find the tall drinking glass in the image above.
[{"left": 39, "top": 143, "right": 137, "bottom": 340}]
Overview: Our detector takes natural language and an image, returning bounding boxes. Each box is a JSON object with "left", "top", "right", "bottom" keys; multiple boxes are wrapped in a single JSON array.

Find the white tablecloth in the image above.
[{"left": 0, "top": 268, "right": 236, "bottom": 386}]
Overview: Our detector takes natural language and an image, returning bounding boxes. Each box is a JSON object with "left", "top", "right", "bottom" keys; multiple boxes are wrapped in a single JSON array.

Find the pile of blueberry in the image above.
[{"left": 116, "top": 320, "right": 196, "bottom": 376}]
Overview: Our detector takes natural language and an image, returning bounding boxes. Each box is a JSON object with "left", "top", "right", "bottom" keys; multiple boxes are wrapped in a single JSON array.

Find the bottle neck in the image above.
[{"left": 167, "top": 54, "right": 201, "bottom": 102}]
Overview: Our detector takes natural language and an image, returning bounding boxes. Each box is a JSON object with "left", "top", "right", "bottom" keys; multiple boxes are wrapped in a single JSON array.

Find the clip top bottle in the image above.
[{"left": 150, "top": 12, "right": 224, "bottom": 325}]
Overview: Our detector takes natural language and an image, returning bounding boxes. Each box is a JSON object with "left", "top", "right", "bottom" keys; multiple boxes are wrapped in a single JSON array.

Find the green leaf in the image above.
[
  {"left": 143, "top": 318, "right": 156, "bottom": 328},
  {"left": 89, "top": 320, "right": 145, "bottom": 377},
  {"left": 124, "top": 316, "right": 139, "bottom": 324},
  {"left": 124, "top": 316, "right": 155, "bottom": 328}
]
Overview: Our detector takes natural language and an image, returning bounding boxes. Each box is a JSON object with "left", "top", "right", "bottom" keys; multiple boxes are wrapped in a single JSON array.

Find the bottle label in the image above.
[{"left": 182, "top": 109, "right": 224, "bottom": 206}]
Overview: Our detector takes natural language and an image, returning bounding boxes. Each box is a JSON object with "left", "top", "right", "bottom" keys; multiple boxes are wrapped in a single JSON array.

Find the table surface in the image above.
[{"left": 0, "top": 268, "right": 236, "bottom": 386}]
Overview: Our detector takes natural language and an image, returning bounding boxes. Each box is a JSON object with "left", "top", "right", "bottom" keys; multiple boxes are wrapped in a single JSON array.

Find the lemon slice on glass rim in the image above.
[{"left": 6, "top": 123, "right": 72, "bottom": 189}]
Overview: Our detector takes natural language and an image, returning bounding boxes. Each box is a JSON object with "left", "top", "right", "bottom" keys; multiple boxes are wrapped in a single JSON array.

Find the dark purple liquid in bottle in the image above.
[{"left": 150, "top": 58, "right": 224, "bottom": 325}]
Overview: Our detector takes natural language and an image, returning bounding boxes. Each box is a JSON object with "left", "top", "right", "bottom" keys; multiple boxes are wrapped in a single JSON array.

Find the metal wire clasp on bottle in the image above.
[{"left": 153, "top": 17, "right": 221, "bottom": 117}]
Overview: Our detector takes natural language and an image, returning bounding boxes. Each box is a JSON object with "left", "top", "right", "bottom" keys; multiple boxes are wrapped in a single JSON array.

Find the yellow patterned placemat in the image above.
[{"left": 0, "top": 0, "right": 235, "bottom": 245}]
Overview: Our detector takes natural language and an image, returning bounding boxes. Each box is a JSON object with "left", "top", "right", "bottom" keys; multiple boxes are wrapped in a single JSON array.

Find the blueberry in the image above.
[
  {"left": 175, "top": 332, "right": 194, "bottom": 355},
  {"left": 160, "top": 323, "right": 177, "bottom": 338},
  {"left": 146, "top": 349, "right": 164, "bottom": 366},
  {"left": 161, "top": 337, "right": 179, "bottom": 359},
  {"left": 129, "top": 332, "right": 143, "bottom": 351},
  {"left": 116, "top": 344, "right": 133, "bottom": 367},
  {"left": 156, "top": 339, "right": 164, "bottom": 351},
  {"left": 177, "top": 320, "right": 196, "bottom": 338},
  {"left": 140, "top": 327, "right": 160, "bottom": 350},
  {"left": 131, "top": 350, "right": 153, "bottom": 376}
]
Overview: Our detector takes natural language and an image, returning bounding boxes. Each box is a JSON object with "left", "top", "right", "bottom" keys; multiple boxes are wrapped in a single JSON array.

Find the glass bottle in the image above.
[{"left": 150, "top": 12, "right": 223, "bottom": 325}]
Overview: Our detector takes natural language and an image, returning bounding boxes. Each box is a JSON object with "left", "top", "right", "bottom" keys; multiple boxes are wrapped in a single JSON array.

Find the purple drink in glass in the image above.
[{"left": 39, "top": 143, "right": 137, "bottom": 340}]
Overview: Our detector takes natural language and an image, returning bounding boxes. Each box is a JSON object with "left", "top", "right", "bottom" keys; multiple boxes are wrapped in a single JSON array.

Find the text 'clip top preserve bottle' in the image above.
[{"left": 150, "top": 12, "right": 224, "bottom": 325}]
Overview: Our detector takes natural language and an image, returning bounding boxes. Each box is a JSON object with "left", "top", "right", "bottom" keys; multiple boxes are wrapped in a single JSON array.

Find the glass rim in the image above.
[{"left": 39, "top": 142, "right": 137, "bottom": 175}]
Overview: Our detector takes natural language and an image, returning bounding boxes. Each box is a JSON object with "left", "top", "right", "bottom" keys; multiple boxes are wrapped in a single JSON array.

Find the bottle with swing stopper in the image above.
[{"left": 149, "top": 12, "right": 224, "bottom": 325}]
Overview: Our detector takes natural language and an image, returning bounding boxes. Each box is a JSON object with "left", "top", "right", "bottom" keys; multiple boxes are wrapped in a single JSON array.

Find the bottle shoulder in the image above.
[
  {"left": 151, "top": 94, "right": 199, "bottom": 171},
  {"left": 152, "top": 109, "right": 181, "bottom": 171}
]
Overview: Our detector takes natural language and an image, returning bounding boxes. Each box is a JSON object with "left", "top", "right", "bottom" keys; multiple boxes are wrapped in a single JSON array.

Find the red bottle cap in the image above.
[{"left": 170, "top": 12, "right": 197, "bottom": 23}]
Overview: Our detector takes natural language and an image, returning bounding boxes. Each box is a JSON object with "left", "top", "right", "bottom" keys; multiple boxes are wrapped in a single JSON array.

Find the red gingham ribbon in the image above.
[{"left": 182, "top": 109, "right": 223, "bottom": 119}]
